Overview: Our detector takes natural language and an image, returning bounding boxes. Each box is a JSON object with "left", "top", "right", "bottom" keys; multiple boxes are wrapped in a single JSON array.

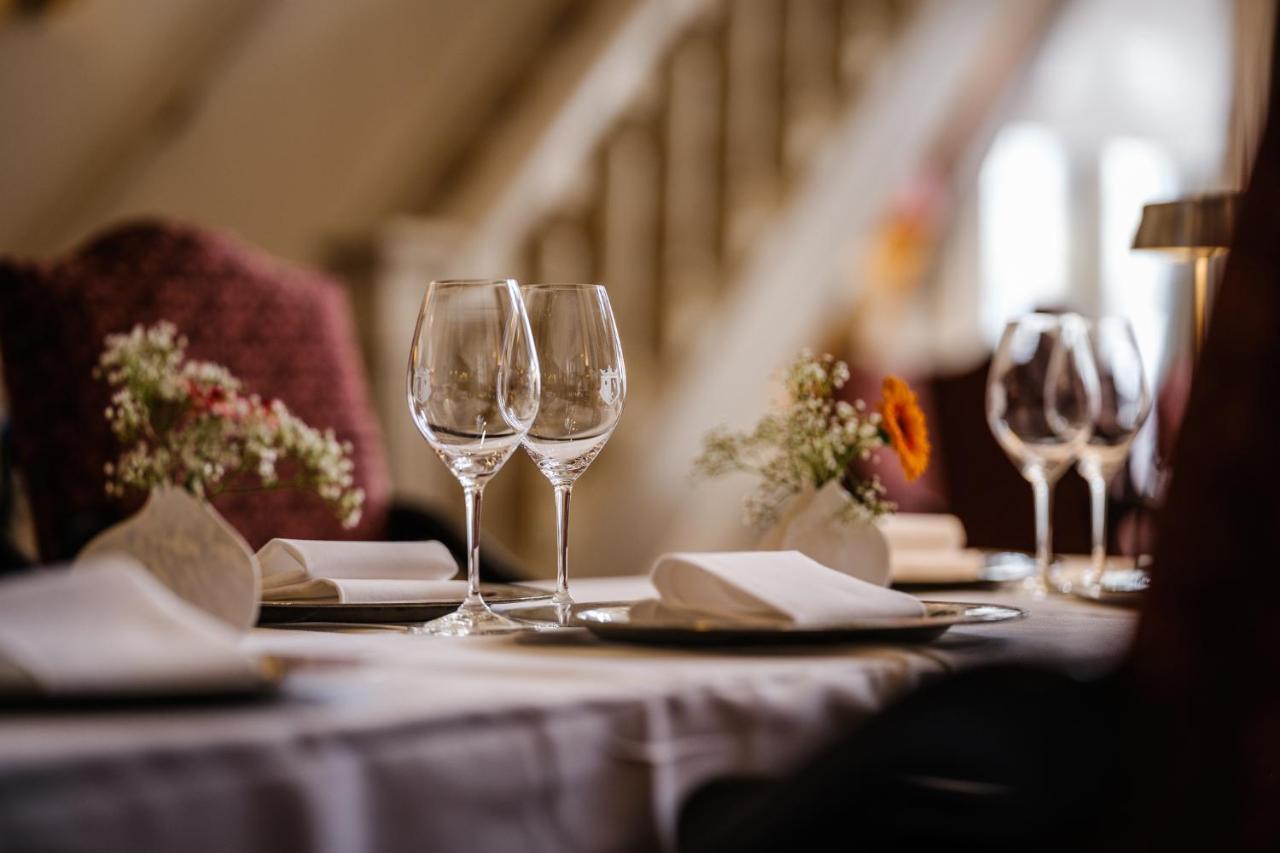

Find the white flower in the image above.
[
  {"left": 693, "top": 350, "right": 892, "bottom": 526},
  {"left": 97, "top": 322, "right": 364, "bottom": 527}
]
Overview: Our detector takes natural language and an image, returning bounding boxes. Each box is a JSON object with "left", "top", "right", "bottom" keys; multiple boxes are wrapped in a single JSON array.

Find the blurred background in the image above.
[{"left": 0, "top": 0, "right": 1268, "bottom": 579}]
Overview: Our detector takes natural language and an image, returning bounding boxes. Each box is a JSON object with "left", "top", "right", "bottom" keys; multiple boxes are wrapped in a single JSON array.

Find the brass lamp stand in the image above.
[
  {"left": 1132, "top": 192, "right": 1239, "bottom": 365},
  {"left": 1107, "top": 193, "right": 1240, "bottom": 596}
]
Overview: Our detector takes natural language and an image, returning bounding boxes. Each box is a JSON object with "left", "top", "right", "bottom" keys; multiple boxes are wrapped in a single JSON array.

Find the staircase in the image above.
[{"left": 374, "top": 0, "right": 1060, "bottom": 577}]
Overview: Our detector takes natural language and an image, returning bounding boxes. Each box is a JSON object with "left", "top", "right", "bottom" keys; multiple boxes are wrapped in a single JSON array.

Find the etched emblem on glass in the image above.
[
  {"left": 411, "top": 367, "right": 432, "bottom": 405},
  {"left": 598, "top": 367, "right": 622, "bottom": 405}
]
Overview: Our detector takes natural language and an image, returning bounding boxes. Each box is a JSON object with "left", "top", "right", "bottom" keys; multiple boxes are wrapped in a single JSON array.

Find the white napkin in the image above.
[
  {"left": 878, "top": 513, "right": 967, "bottom": 552},
  {"left": 879, "top": 513, "right": 986, "bottom": 584},
  {"left": 257, "top": 539, "right": 459, "bottom": 603},
  {"left": 649, "top": 551, "right": 925, "bottom": 626},
  {"left": 0, "top": 557, "right": 266, "bottom": 696},
  {"left": 889, "top": 549, "right": 988, "bottom": 584}
]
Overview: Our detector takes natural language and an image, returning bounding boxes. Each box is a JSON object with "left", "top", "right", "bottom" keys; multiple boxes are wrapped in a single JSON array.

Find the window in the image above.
[
  {"left": 977, "top": 122, "right": 1071, "bottom": 346},
  {"left": 1099, "top": 136, "right": 1178, "bottom": 385}
]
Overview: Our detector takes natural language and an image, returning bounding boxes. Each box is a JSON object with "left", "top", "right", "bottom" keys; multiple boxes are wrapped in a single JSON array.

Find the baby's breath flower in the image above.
[
  {"left": 693, "top": 350, "right": 893, "bottom": 526},
  {"left": 97, "top": 322, "right": 364, "bottom": 527}
]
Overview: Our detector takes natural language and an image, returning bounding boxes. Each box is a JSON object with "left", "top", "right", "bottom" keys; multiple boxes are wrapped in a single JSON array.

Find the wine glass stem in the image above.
[
  {"left": 1087, "top": 472, "right": 1108, "bottom": 588},
  {"left": 463, "top": 484, "right": 486, "bottom": 608},
  {"left": 1031, "top": 473, "right": 1054, "bottom": 596},
  {"left": 553, "top": 483, "right": 573, "bottom": 607}
]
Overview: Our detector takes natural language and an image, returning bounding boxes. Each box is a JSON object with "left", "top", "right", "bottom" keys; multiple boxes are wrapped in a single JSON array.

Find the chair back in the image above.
[{"left": 0, "top": 219, "right": 391, "bottom": 558}]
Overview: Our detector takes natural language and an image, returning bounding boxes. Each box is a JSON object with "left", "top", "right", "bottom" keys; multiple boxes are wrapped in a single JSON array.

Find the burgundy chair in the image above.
[{"left": 0, "top": 219, "right": 393, "bottom": 560}]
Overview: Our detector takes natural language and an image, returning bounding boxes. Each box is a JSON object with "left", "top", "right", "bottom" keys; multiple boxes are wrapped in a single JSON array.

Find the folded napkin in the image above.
[
  {"left": 878, "top": 513, "right": 967, "bottom": 552},
  {"left": 889, "top": 548, "right": 988, "bottom": 584},
  {"left": 878, "top": 513, "right": 986, "bottom": 584},
  {"left": 258, "top": 539, "right": 459, "bottom": 603},
  {"left": 0, "top": 557, "right": 266, "bottom": 697},
  {"left": 649, "top": 551, "right": 925, "bottom": 626}
]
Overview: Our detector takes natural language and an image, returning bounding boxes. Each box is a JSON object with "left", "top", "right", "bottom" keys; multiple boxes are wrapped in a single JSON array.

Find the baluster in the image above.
[
  {"left": 534, "top": 219, "right": 594, "bottom": 284},
  {"left": 838, "top": 0, "right": 893, "bottom": 96},
  {"left": 600, "top": 117, "right": 663, "bottom": 382},
  {"left": 722, "top": 0, "right": 785, "bottom": 261},
  {"left": 782, "top": 0, "right": 841, "bottom": 170},
  {"left": 532, "top": 161, "right": 598, "bottom": 283},
  {"left": 661, "top": 16, "right": 727, "bottom": 359}
]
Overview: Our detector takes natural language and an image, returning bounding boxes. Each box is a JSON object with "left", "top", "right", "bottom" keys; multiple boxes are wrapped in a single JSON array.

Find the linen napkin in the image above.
[
  {"left": 889, "top": 548, "right": 988, "bottom": 584},
  {"left": 649, "top": 551, "right": 925, "bottom": 626},
  {"left": 0, "top": 557, "right": 266, "bottom": 697},
  {"left": 879, "top": 513, "right": 987, "bottom": 584},
  {"left": 258, "top": 539, "right": 460, "bottom": 603},
  {"left": 878, "top": 513, "right": 967, "bottom": 552}
]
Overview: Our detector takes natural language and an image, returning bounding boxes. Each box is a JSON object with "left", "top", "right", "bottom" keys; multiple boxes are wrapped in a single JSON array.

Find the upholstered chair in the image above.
[{"left": 0, "top": 218, "right": 521, "bottom": 580}]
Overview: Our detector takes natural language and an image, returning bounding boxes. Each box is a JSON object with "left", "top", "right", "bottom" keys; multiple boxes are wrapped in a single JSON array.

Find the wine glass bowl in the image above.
[
  {"left": 520, "top": 284, "right": 626, "bottom": 615},
  {"left": 1074, "top": 317, "right": 1151, "bottom": 591},
  {"left": 406, "top": 279, "right": 540, "bottom": 636},
  {"left": 987, "top": 313, "right": 1099, "bottom": 596}
]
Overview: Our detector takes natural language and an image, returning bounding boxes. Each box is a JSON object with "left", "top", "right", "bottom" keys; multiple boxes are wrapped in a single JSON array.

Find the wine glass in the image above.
[
  {"left": 987, "top": 313, "right": 1099, "bottom": 597},
  {"left": 406, "top": 279, "right": 540, "bottom": 636},
  {"left": 1073, "top": 317, "right": 1151, "bottom": 592},
  {"left": 520, "top": 284, "right": 626, "bottom": 621}
]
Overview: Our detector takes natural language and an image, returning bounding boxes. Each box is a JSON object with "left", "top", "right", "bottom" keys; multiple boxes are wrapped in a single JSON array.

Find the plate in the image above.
[
  {"left": 571, "top": 600, "right": 1025, "bottom": 646},
  {"left": 1068, "top": 568, "right": 1149, "bottom": 607},
  {"left": 256, "top": 582, "right": 552, "bottom": 625},
  {"left": 1048, "top": 558, "right": 1149, "bottom": 607}
]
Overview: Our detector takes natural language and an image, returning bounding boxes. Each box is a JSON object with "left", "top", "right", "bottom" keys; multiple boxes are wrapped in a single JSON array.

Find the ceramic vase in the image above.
[
  {"left": 758, "top": 479, "right": 892, "bottom": 586},
  {"left": 76, "top": 486, "right": 261, "bottom": 630}
]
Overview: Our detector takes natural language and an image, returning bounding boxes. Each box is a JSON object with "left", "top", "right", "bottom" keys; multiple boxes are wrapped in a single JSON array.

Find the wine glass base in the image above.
[
  {"left": 1021, "top": 574, "right": 1051, "bottom": 600},
  {"left": 504, "top": 600, "right": 579, "bottom": 630},
  {"left": 1051, "top": 557, "right": 1150, "bottom": 603},
  {"left": 410, "top": 602, "right": 526, "bottom": 636}
]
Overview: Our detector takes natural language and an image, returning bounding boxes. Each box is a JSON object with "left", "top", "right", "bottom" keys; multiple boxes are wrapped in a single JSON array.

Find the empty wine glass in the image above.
[
  {"left": 1074, "top": 317, "right": 1151, "bottom": 592},
  {"left": 520, "top": 284, "right": 625, "bottom": 621},
  {"left": 987, "top": 313, "right": 1099, "bottom": 597},
  {"left": 407, "top": 279, "right": 540, "bottom": 636}
]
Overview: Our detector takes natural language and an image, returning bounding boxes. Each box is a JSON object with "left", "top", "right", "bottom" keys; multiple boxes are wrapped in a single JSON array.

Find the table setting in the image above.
[
  {"left": 0, "top": 280, "right": 1145, "bottom": 853},
  {"left": 0, "top": 281, "right": 1149, "bottom": 669}
]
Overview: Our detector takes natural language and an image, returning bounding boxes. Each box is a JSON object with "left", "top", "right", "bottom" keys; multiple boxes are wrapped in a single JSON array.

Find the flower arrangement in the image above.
[
  {"left": 97, "top": 322, "right": 364, "bottom": 528},
  {"left": 694, "top": 351, "right": 930, "bottom": 526}
]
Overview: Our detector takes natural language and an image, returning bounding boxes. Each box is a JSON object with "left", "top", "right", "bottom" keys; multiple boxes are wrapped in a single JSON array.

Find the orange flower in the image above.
[{"left": 879, "top": 376, "right": 930, "bottom": 482}]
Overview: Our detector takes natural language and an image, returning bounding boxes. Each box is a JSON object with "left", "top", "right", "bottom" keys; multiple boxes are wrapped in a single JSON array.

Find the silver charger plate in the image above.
[
  {"left": 571, "top": 600, "right": 1025, "bottom": 646},
  {"left": 1068, "top": 568, "right": 1149, "bottom": 607},
  {"left": 1048, "top": 558, "right": 1149, "bottom": 607},
  {"left": 256, "top": 583, "right": 552, "bottom": 625}
]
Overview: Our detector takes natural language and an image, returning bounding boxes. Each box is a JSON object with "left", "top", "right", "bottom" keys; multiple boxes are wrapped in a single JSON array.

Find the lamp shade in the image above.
[{"left": 1131, "top": 192, "right": 1239, "bottom": 258}]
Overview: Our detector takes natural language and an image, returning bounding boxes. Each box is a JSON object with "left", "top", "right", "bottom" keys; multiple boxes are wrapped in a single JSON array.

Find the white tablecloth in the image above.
[{"left": 0, "top": 577, "right": 1135, "bottom": 853}]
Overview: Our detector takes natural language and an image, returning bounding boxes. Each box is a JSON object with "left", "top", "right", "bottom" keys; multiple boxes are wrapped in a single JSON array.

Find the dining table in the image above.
[{"left": 0, "top": 575, "right": 1136, "bottom": 853}]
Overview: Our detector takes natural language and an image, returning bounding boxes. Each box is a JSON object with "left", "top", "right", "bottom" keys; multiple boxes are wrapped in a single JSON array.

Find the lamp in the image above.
[{"left": 1132, "top": 192, "right": 1238, "bottom": 364}]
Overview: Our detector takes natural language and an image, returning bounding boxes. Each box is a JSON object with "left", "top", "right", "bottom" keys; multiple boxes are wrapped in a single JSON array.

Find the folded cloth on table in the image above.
[
  {"left": 0, "top": 557, "right": 266, "bottom": 697},
  {"left": 258, "top": 539, "right": 459, "bottom": 603},
  {"left": 648, "top": 551, "right": 924, "bottom": 626},
  {"left": 878, "top": 513, "right": 967, "bottom": 552},
  {"left": 889, "top": 548, "right": 988, "bottom": 584},
  {"left": 878, "top": 513, "right": 986, "bottom": 584}
]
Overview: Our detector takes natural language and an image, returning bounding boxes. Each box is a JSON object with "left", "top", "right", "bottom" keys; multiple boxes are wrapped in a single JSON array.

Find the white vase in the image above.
[
  {"left": 76, "top": 486, "right": 261, "bottom": 630},
  {"left": 758, "top": 479, "right": 892, "bottom": 586}
]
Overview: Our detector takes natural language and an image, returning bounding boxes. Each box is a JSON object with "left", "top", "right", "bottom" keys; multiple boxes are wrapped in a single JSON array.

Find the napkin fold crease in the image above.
[
  {"left": 880, "top": 513, "right": 986, "bottom": 584},
  {"left": 0, "top": 558, "right": 265, "bottom": 696},
  {"left": 650, "top": 551, "right": 925, "bottom": 626},
  {"left": 258, "top": 539, "right": 458, "bottom": 603}
]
